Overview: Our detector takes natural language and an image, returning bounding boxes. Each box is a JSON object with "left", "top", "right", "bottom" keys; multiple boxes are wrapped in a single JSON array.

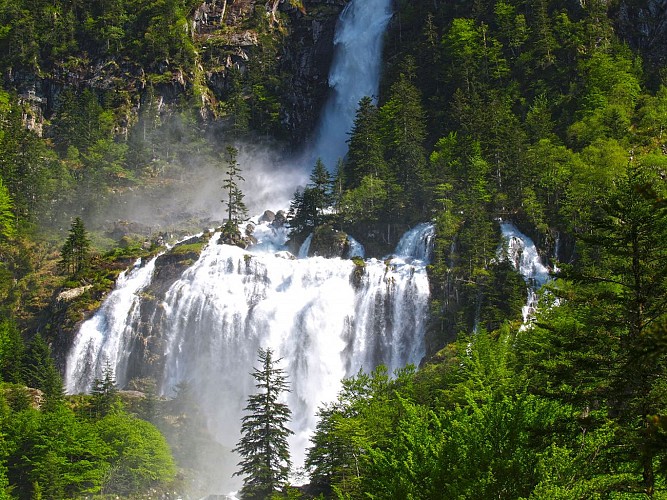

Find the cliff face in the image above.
[
  {"left": 6, "top": 0, "right": 348, "bottom": 143},
  {"left": 614, "top": 0, "right": 667, "bottom": 81},
  {"left": 278, "top": 1, "right": 347, "bottom": 137}
]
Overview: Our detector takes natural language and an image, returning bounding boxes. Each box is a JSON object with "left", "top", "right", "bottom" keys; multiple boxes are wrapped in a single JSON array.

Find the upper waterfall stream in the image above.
[
  {"left": 310, "top": 0, "right": 393, "bottom": 169},
  {"left": 499, "top": 222, "right": 551, "bottom": 324}
]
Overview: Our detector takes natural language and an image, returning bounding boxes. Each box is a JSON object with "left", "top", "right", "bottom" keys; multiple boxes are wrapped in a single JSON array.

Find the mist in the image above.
[{"left": 55, "top": 136, "right": 310, "bottom": 245}]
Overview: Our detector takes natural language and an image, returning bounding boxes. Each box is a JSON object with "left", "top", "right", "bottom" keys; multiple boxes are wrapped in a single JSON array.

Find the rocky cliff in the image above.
[{"left": 6, "top": 0, "right": 348, "bottom": 143}]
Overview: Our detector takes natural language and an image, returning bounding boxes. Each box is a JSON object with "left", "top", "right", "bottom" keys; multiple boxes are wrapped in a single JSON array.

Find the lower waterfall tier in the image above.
[{"left": 65, "top": 223, "right": 434, "bottom": 491}]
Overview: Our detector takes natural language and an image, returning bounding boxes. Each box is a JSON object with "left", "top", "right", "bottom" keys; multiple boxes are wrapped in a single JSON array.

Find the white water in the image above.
[
  {"left": 65, "top": 258, "right": 157, "bottom": 393},
  {"left": 65, "top": 0, "right": 401, "bottom": 493},
  {"left": 346, "top": 235, "right": 365, "bottom": 258},
  {"left": 499, "top": 222, "right": 550, "bottom": 324},
  {"left": 297, "top": 233, "right": 313, "bottom": 259},
  {"left": 309, "top": 0, "right": 393, "bottom": 169},
  {"left": 65, "top": 223, "right": 433, "bottom": 493}
]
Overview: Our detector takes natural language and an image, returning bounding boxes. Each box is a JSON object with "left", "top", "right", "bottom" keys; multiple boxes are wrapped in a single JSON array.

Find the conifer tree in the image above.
[
  {"left": 345, "top": 96, "right": 387, "bottom": 188},
  {"left": 0, "top": 318, "right": 24, "bottom": 384},
  {"left": 60, "top": 217, "right": 91, "bottom": 275},
  {"left": 90, "top": 361, "right": 118, "bottom": 418},
  {"left": 332, "top": 159, "right": 346, "bottom": 215},
  {"left": 381, "top": 72, "right": 429, "bottom": 212},
  {"left": 308, "top": 158, "right": 331, "bottom": 226},
  {"left": 22, "top": 334, "right": 64, "bottom": 410},
  {"left": 221, "top": 145, "right": 248, "bottom": 234},
  {"left": 233, "top": 348, "right": 293, "bottom": 499}
]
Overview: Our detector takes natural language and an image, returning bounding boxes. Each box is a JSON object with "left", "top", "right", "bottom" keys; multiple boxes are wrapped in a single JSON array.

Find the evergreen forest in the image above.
[{"left": 0, "top": 0, "right": 666, "bottom": 497}]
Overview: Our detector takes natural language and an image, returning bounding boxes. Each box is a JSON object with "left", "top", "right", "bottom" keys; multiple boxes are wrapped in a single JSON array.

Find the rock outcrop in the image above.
[
  {"left": 308, "top": 223, "right": 349, "bottom": 258},
  {"left": 5, "top": 0, "right": 349, "bottom": 144}
]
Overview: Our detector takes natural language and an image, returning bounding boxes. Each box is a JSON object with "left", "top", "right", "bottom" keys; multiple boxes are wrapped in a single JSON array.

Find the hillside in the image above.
[{"left": 0, "top": 0, "right": 667, "bottom": 498}]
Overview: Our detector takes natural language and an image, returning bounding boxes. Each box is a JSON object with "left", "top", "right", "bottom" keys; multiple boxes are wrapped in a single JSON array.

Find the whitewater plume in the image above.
[
  {"left": 65, "top": 258, "right": 157, "bottom": 393},
  {"left": 309, "top": 0, "right": 393, "bottom": 169},
  {"left": 65, "top": 223, "right": 434, "bottom": 493},
  {"left": 499, "top": 222, "right": 550, "bottom": 324}
]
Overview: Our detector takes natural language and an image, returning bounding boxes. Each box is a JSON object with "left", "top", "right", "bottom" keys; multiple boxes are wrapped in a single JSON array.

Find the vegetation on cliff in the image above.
[{"left": 0, "top": 0, "right": 666, "bottom": 497}]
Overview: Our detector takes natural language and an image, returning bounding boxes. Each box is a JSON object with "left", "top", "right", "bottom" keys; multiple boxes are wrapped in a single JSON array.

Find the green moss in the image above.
[
  {"left": 351, "top": 256, "right": 366, "bottom": 268},
  {"left": 351, "top": 256, "right": 366, "bottom": 288},
  {"left": 170, "top": 241, "right": 205, "bottom": 256}
]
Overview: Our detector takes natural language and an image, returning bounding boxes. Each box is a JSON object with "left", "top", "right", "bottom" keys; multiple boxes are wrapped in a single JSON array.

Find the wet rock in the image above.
[
  {"left": 259, "top": 210, "right": 276, "bottom": 223},
  {"left": 309, "top": 224, "right": 349, "bottom": 258},
  {"left": 272, "top": 210, "right": 287, "bottom": 228}
]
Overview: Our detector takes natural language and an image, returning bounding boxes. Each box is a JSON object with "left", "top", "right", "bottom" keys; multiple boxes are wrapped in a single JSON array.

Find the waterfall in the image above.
[
  {"left": 64, "top": 0, "right": 403, "bottom": 493},
  {"left": 310, "top": 0, "right": 393, "bottom": 169},
  {"left": 65, "top": 258, "right": 157, "bottom": 394},
  {"left": 499, "top": 222, "right": 550, "bottom": 324},
  {"left": 394, "top": 223, "right": 436, "bottom": 262},
  {"left": 346, "top": 235, "right": 365, "bottom": 258},
  {"left": 297, "top": 233, "right": 313, "bottom": 258},
  {"left": 65, "top": 223, "right": 433, "bottom": 493}
]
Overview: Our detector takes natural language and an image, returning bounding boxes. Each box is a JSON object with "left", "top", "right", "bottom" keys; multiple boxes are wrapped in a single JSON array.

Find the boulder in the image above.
[
  {"left": 272, "top": 210, "right": 287, "bottom": 228},
  {"left": 259, "top": 210, "right": 276, "bottom": 223},
  {"left": 308, "top": 224, "right": 349, "bottom": 258}
]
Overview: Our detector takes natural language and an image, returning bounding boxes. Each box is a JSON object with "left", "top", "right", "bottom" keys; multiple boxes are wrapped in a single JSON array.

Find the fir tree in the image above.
[
  {"left": 221, "top": 145, "right": 248, "bottom": 235},
  {"left": 308, "top": 158, "right": 331, "bottom": 226},
  {"left": 90, "top": 361, "right": 118, "bottom": 419},
  {"left": 345, "top": 96, "right": 387, "bottom": 189},
  {"left": 233, "top": 348, "right": 293, "bottom": 499},
  {"left": 22, "top": 334, "right": 64, "bottom": 411},
  {"left": 60, "top": 217, "right": 91, "bottom": 276}
]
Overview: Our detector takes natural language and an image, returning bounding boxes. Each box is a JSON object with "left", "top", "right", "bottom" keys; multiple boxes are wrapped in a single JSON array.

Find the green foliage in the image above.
[
  {"left": 287, "top": 159, "right": 333, "bottom": 239},
  {"left": 4, "top": 404, "right": 109, "bottom": 499},
  {"left": 0, "top": 318, "right": 24, "bottom": 384},
  {"left": 344, "top": 97, "right": 387, "bottom": 189},
  {"left": 60, "top": 217, "right": 91, "bottom": 276},
  {"left": 234, "top": 348, "right": 293, "bottom": 499},
  {"left": 90, "top": 362, "right": 119, "bottom": 419},
  {"left": 0, "top": 179, "right": 14, "bottom": 242},
  {"left": 95, "top": 410, "right": 176, "bottom": 495},
  {"left": 339, "top": 176, "right": 390, "bottom": 225},
  {"left": 22, "top": 334, "right": 64, "bottom": 411},
  {"left": 221, "top": 145, "right": 248, "bottom": 235}
]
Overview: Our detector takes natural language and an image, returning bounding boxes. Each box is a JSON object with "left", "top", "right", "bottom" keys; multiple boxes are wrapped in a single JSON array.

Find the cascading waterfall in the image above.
[
  {"left": 499, "top": 222, "right": 550, "bottom": 324},
  {"left": 65, "top": 257, "right": 157, "bottom": 394},
  {"left": 65, "top": 223, "right": 433, "bottom": 493},
  {"left": 310, "top": 0, "right": 393, "bottom": 169},
  {"left": 65, "top": 0, "right": 403, "bottom": 493}
]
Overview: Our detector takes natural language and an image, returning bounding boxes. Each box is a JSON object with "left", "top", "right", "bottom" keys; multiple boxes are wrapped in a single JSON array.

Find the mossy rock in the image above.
[
  {"left": 350, "top": 257, "right": 366, "bottom": 288},
  {"left": 309, "top": 224, "right": 349, "bottom": 258}
]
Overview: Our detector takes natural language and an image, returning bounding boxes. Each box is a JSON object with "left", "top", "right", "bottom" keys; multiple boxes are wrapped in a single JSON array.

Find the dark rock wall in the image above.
[
  {"left": 613, "top": 0, "right": 667, "bottom": 85},
  {"left": 5, "top": 0, "right": 349, "bottom": 143},
  {"left": 279, "top": 0, "right": 348, "bottom": 138}
]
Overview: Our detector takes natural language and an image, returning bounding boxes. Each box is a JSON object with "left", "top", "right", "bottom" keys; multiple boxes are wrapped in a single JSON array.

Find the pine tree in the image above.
[
  {"left": 22, "top": 334, "right": 64, "bottom": 410},
  {"left": 233, "top": 348, "right": 293, "bottom": 499},
  {"left": 308, "top": 158, "right": 331, "bottom": 226},
  {"left": 345, "top": 96, "right": 387, "bottom": 189},
  {"left": 60, "top": 217, "right": 91, "bottom": 275},
  {"left": 90, "top": 361, "right": 118, "bottom": 419},
  {"left": 221, "top": 145, "right": 248, "bottom": 235},
  {"left": 0, "top": 318, "right": 24, "bottom": 384},
  {"left": 380, "top": 72, "right": 429, "bottom": 217},
  {"left": 287, "top": 187, "right": 318, "bottom": 238},
  {"left": 332, "top": 159, "right": 346, "bottom": 215}
]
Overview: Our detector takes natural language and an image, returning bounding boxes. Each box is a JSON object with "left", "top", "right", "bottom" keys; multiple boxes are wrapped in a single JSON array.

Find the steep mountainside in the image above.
[{"left": 4, "top": 0, "right": 348, "bottom": 143}]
